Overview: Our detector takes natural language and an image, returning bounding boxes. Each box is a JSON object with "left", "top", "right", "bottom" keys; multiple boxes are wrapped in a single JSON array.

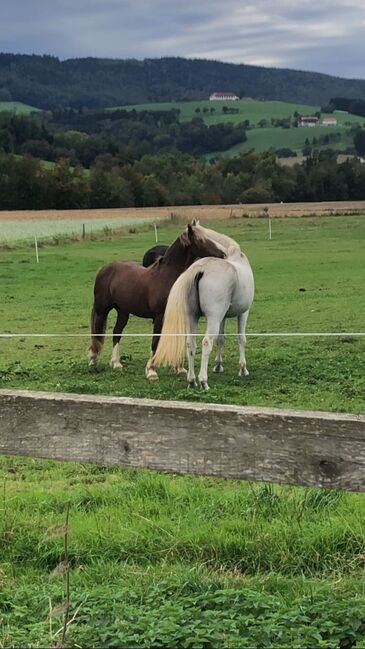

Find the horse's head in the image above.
[{"left": 182, "top": 223, "right": 226, "bottom": 260}]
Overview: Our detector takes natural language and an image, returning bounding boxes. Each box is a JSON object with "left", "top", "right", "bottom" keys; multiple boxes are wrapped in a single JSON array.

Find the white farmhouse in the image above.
[
  {"left": 209, "top": 92, "right": 240, "bottom": 101},
  {"left": 322, "top": 116, "right": 338, "bottom": 126}
]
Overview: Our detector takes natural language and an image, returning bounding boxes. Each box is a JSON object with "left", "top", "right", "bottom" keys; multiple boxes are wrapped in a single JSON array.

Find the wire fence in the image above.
[{"left": 1, "top": 332, "right": 364, "bottom": 338}]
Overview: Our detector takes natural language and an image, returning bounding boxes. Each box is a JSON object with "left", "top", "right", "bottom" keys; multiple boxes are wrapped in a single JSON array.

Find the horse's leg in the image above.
[
  {"left": 213, "top": 318, "right": 226, "bottom": 373},
  {"left": 145, "top": 313, "right": 164, "bottom": 381},
  {"left": 238, "top": 311, "right": 250, "bottom": 377},
  {"left": 186, "top": 314, "right": 198, "bottom": 387},
  {"left": 198, "top": 317, "right": 221, "bottom": 391},
  {"left": 88, "top": 305, "right": 109, "bottom": 368},
  {"left": 110, "top": 310, "right": 129, "bottom": 369}
]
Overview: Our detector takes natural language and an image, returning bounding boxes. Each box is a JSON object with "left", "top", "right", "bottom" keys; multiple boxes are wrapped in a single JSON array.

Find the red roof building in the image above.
[{"left": 299, "top": 115, "right": 319, "bottom": 127}]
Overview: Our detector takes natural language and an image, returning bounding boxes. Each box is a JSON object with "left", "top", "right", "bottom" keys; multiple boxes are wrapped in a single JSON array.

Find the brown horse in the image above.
[{"left": 88, "top": 223, "right": 226, "bottom": 380}]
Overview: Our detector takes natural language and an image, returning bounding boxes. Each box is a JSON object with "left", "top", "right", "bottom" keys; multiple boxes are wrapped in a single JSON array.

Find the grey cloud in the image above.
[{"left": 1, "top": 0, "right": 365, "bottom": 78}]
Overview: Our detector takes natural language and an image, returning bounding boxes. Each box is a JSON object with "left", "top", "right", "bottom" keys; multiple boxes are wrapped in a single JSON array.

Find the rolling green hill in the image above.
[
  {"left": 110, "top": 98, "right": 321, "bottom": 124},
  {"left": 0, "top": 101, "right": 40, "bottom": 114},
  {"left": 110, "top": 99, "right": 363, "bottom": 157},
  {"left": 209, "top": 123, "right": 355, "bottom": 158},
  {"left": 111, "top": 98, "right": 362, "bottom": 126}
]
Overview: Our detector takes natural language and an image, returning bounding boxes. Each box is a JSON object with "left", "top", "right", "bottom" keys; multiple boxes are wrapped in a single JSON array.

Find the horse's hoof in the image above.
[
  {"left": 88, "top": 362, "right": 100, "bottom": 373},
  {"left": 238, "top": 368, "right": 249, "bottom": 377},
  {"left": 110, "top": 360, "right": 123, "bottom": 370},
  {"left": 200, "top": 381, "right": 210, "bottom": 391},
  {"left": 213, "top": 363, "right": 224, "bottom": 373},
  {"left": 176, "top": 366, "right": 188, "bottom": 376},
  {"left": 147, "top": 370, "right": 159, "bottom": 381},
  {"left": 187, "top": 379, "right": 197, "bottom": 388}
]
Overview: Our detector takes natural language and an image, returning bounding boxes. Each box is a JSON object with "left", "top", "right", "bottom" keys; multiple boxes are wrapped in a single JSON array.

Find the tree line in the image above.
[
  {"left": 0, "top": 110, "right": 246, "bottom": 166},
  {"left": 2, "top": 54, "right": 365, "bottom": 110},
  {"left": 2, "top": 149, "right": 365, "bottom": 210}
]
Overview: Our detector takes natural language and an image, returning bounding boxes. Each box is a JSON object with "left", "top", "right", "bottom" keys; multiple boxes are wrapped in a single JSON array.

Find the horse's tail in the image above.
[
  {"left": 88, "top": 305, "right": 108, "bottom": 365},
  {"left": 88, "top": 265, "right": 113, "bottom": 365},
  {"left": 153, "top": 264, "right": 202, "bottom": 368}
]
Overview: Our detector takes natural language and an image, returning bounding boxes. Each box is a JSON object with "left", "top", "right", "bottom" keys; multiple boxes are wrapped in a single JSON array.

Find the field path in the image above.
[{"left": 1, "top": 200, "right": 365, "bottom": 221}]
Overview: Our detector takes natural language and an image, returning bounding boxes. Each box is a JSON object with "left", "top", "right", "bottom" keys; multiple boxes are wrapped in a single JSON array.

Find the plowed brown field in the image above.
[{"left": 1, "top": 200, "right": 365, "bottom": 221}]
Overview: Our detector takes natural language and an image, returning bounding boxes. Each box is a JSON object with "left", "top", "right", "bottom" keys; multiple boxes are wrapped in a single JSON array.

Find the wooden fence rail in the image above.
[{"left": 1, "top": 389, "right": 365, "bottom": 492}]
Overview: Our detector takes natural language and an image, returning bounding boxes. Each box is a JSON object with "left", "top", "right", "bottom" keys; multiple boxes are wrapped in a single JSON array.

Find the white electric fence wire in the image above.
[{"left": 0, "top": 333, "right": 364, "bottom": 338}]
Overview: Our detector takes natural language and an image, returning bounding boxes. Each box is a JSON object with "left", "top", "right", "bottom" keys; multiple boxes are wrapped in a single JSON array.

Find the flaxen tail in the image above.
[{"left": 153, "top": 263, "right": 202, "bottom": 368}]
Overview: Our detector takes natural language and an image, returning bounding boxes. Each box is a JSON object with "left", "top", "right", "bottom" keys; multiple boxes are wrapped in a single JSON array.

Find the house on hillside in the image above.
[
  {"left": 299, "top": 115, "right": 319, "bottom": 127},
  {"left": 209, "top": 92, "right": 239, "bottom": 101},
  {"left": 322, "top": 116, "right": 338, "bottom": 126}
]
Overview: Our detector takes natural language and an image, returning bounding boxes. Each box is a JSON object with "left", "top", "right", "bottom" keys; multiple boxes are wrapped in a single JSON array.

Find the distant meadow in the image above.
[{"left": 0, "top": 216, "right": 157, "bottom": 244}]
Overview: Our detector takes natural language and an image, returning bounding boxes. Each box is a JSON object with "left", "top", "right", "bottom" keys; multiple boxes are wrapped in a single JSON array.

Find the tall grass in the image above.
[{"left": 1, "top": 457, "right": 365, "bottom": 647}]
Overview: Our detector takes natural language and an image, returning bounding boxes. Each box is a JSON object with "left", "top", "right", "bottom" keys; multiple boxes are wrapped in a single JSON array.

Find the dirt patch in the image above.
[{"left": 1, "top": 201, "right": 365, "bottom": 222}]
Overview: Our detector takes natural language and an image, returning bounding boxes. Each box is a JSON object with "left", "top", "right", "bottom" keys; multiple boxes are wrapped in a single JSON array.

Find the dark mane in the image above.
[{"left": 160, "top": 236, "right": 185, "bottom": 264}]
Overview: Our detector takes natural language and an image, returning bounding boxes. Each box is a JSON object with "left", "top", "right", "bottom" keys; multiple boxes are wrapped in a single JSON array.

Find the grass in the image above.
[
  {"left": 0, "top": 215, "right": 364, "bottom": 413},
  {"left": 1, "top": 457, "right": 365, "bottom": 647},
  {"left": 0, "top": 101, "right": 41, "bottom": 115},
  {"left": 109, "top": 99, "right": 318, "bottom": 124},
  {"left": 0, "top": 216, "right": 160, "bottom": 244},
  {"left": 109, "top": 99, "right": 363, "bottom": 128},
  {"left": 109, "top": 98, "right": 364, "bottom": 158},
  {"left": 208, "top": 125, "right": 355, "bottom": 158},
  {"left": 1, "top": 215, "right": 365, "bottom": 647}
]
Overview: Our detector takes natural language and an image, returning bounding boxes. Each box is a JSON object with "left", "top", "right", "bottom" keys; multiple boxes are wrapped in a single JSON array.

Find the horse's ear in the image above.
[{"left": 191, "top": 218, "right": 200, "bottom": 226}]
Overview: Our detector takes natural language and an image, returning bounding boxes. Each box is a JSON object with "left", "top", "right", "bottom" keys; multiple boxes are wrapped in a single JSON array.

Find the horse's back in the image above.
[
  {"left": 93, "top": 261, "right": 150, "bottom": 312},
  {"left": 94, "top": 260, "right": 141, "bottom": 287}
]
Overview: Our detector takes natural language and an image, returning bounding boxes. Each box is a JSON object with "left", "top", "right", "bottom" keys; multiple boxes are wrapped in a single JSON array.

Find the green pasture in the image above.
[
  {"left": 0, "top": 101, "right": 41, "bottom": 115},
  {"left": 0, "top": 215, "right": 364, "bottom": 413},
  {"left": 110, "top": 98, "right": 363, "bottom": 159},
  {"left": 110, "top": 99, "right": 316, "bottom": 125},
  {"left": 111, "top": 98, "right": 362, "bottom": 128},
  {"left": 1, "top": 215, "right": 365, "bottom": 647},
  {"left": 209, "top": 125, "right": 355, "bottom": 158},
  {"left": 0, "top": 216, "right": 157, "bottom": 244}
]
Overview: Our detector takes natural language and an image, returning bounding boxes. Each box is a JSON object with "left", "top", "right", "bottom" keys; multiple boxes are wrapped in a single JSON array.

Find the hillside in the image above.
[
  {"left": 2, "top": 53, "right": 365, "bottom": 110},
  {"left": 111, "top": 98, "right": 363, "bottom": 158},
  {"left": 114, "top": 98, "right": 362, "bottom": 127},
  {"left": 0, "top": 101, "right": 40, "bottom": 114},
  {"left": 111, "top": 99, "right": 321, "bottom": 123}
]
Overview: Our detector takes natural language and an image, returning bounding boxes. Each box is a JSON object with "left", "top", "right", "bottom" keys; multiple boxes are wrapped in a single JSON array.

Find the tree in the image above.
[
  {"left": 141, "top": 174, "right": 168, "bottom": 206},
  {"left": 241, "top": 182, "right": 274, "bottom": 203},
  {"left": 354, "top": 129, "right": 365, "bottom": 156}
]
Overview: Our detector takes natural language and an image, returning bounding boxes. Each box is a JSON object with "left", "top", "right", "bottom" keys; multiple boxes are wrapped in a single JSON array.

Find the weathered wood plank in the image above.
[{"left": 1, "top": 389, "right": 365, "bottom": 491}]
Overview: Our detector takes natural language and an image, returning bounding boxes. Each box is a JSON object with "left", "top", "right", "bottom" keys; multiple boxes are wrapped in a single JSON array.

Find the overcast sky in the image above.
[{"left": 1, "top": 0, "right": 365, "bottom": 79}]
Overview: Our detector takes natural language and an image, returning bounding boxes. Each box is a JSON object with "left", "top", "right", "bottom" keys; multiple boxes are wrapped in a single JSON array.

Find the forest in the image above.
[
  {"left": 1, "top": 97, "right": 365, "bottom": 210},
  {"left": 2, "top": 53, "right": 365, "bottom": 109},
  {"left": 0, "top": 110, "right": 246, "bottom": 166},
  {"left": 2, "top": 147, "right": 365, "bottom": 210}
]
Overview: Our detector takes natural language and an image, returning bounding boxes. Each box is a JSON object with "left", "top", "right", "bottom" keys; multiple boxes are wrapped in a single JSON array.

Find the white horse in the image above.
[
  {"left": 152, "top": 243, "right": 254, "bottom": 390},
  {"left": 191, "top": 220, "right": 241, "bottom": 258}
]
